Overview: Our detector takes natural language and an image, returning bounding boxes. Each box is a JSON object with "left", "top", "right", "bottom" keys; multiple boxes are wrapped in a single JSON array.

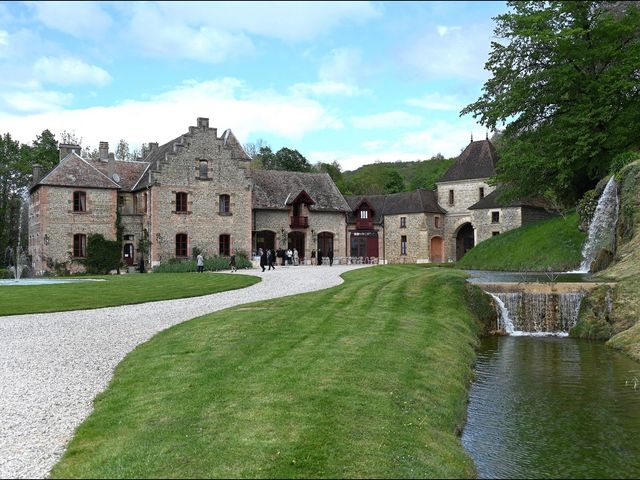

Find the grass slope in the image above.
[
  {"left": 455, "top": 212, "right": 586, "bottom": 271},
  {"left": 0, "top": 273, "right": 259, "bottom": 316},
  {"left": 51, "top": 266, "right": 481, "bottom": 479}
]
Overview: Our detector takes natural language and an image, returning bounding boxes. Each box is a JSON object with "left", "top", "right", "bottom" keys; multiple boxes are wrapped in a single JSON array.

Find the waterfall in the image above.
[
  {"left": 488, "top": 293, "right": 514, "bottom": 334},
  {"left": 577, "top": 176, "right": 619, "bottom": 273},
  {"left": 489, "top": 291, "right": 585, "bottom": 336}
]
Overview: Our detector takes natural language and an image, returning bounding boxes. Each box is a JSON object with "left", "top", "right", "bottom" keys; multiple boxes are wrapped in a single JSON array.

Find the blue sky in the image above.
[{"left": 0, "top": 1, "right": 508, "bottom": 171}]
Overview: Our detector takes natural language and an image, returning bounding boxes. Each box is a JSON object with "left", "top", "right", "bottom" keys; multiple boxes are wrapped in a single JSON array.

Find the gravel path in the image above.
[{"left": 0, "top": 264, "right": 368, "bottom": 479}]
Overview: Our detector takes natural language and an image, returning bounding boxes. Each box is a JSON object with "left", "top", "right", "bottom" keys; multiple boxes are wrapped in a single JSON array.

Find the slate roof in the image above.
[
  {"left": 90, "top": 159, "right": 150, "bottom": 192},
  {"left": 345, "top": 189, "right": 445, "bottom": 223},
  {"left": 468, "top": 189, "right": 553, "bottom": 210},
  {"left": 252, "top": 170, "right": 350, "bottom": 212},
  {"left": 438, "top": 139, "right": 498, "bottom": 182},
  {"left": 345, "top": 194, "right": 387, "bottom": 223},
  {"left": 34, "top": 153, "right": 119, "bottom": 190}
]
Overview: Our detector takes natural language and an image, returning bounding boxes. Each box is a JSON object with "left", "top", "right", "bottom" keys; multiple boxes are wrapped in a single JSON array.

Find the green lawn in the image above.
[
  {"left": 51, "top": 266, "right": 482, "bottom": 479},
  {"left": 455, "top": 212, "right": 586, "bottom": 271},
  {"left": 0, "top": 273, "right": 260, "bottom": 316}
]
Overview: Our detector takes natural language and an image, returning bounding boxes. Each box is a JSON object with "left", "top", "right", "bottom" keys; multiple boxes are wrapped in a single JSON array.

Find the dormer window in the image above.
[{"left": 360, "top": 210, "right": 369, "bottom": 219}]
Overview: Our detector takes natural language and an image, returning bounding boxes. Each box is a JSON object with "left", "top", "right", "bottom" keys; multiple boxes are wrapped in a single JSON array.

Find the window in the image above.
[
  {"left": 219, "top": 194, "right": 230, "bottom": 214},
  {"left": 199, "top": 160, "right": 208, "bottom": 178},
  {"left": 401, "top": 235, "right": 407, "bottom": 255},
  {"left": 175, "top": 233, "right": 188, "bottom": 257},
  {"left": 176, "top": 192, "right": 188, "bottom": 213},
  {"left": 449, "top": 189, "right": 455, "bottom": 205},
  {"left": 73, "top": 234, "right": 86, "bottom": 258},
  {"left": 491, "top": 211, "right": 500, "bottom": 224},
  {"left": 434, "top": 216, "right": 440, "bottom": 228},
  {"left": 73, "top": 191, "right": 86, "bottom": 212},
  {"left": 400, "top": 217, "right": 406, "bottom": 228},
  {"left": 492, "top": 231, "right": 500, "bottom": 236},
  {"left": 123, "top": 234, "right": 134, "bottom": 241},
  {"left": 219, "top": 234, "right": 230, "bottom": 256},
  {"left": 360, "top": 209, "right": 368, "bottom": 219},
  {"left": 479, "top": 187, "right": 485, "bottom": 199}
]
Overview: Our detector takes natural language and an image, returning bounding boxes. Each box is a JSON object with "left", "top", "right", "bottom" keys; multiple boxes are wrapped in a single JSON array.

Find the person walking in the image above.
[
  {"left": 196, "top": 253, "right": 205, "bottom": 273},
  {"left": 293, "top": 248, "right": 299, "bottom": 266},
  {"left": 260, "top": 248, "right": 267, "bottom": 272},
  {"left": 286, "top": 248, "right": 293, "bottom": 266},
  {"left": 317, "top": 248, "right": 323, "bottom": 266},
  {"left": 229, "top": 252, "right": 237, "bottom": 272},
  {"left": 267, "top": 249, "right": 276, "bottom": 270},
  {"left": 328, "top": 247, "right": 334, "bottom": 267},
  {"left": 311, "top": 249, "right": 316, "bottom": 266}
]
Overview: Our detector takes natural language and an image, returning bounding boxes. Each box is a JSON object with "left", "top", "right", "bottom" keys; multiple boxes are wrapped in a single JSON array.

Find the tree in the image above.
[
  {"left": 274, "top": 147, "right": 312, "bottom": 172},
  {"left": 460, "top": 1, "right": 640, "bottom": 206},
  {"left": 115, "top": 139, "right": 130, "bottom": 161}
]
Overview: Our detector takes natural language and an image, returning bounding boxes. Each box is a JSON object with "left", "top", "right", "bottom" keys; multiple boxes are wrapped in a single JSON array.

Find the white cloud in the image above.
[
  {"left": 33, "top": 57, "right": 112, "bottom": 87},
  {"left": 351, "top": 111, "right": 423, "bottom": 129},
  {"left": 125, "top": 4, "right": 255, "bottom": 63},
  {"left": 290, "top": 81, "right": 370, "bottom": 97},
  {"left": 28, "top": 1, "right": 114, "bottom": 39},
  {"left": 362, "top": 140, "right": 388, "bottom": 151},
  {"left": 2, "top": 89, "right": 73, "bottom": 113},
  {"left": 0, "top": 78, "right": 342, "bottom": 150},
  {"left": 405, "top": 92, "right": 462, "bottom": 111},
  {"left": 319, "top": 47, "right": 363, "bottom": 84},
  {"left": 437, "top": 25, "right": 462, "bottom": 37},
  {"left": 400, "top": 23, "right": 492, "bottom": 80}
]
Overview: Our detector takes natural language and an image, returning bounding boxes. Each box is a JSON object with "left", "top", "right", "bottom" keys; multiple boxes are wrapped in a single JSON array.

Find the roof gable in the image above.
[
  {"left": 36, "top": 153, "right": 119, "bottom": 190},
  {"left": 438, "top": 139, "right": 498, "bottom": 183},
  {"left": 287, "top": 190, "right": 316, "bottom": 206}
]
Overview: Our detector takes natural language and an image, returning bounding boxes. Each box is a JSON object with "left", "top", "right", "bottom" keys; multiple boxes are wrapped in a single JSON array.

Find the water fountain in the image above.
[{"left": 576, "top": 176, "right": 619, "bottom": 273}]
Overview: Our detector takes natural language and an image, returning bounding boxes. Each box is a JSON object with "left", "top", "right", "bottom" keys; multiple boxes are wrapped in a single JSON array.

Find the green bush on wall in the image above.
[
  {"left": 153, "top": 253, "right": 252, "bottom": 273},
  {"left": 85, "top": 234, "right": 121, "bottom": 274}
]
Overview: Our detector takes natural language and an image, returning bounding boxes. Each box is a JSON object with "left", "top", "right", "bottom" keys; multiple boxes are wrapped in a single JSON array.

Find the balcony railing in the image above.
[
  {"left": 356, "top": 218, "right": 373, "bottom": 230},
  {"left": 290, "top": 216, "right": 309, "bottom": 228}
]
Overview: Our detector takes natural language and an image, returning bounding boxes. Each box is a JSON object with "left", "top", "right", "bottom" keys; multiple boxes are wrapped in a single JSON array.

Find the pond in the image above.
[{"left": 462, "top": 336, "right": 640, "bottom": 479}]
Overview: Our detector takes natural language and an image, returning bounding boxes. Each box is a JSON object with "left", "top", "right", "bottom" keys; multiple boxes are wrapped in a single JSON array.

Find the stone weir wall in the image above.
[{"left": 478, "top": 282, "right": 616, "bottom": 334}]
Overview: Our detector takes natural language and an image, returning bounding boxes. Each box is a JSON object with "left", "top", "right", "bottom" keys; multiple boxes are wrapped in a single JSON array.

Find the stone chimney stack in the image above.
[
  {"left": 59, "top": 144, "right": 81, "bottom": 162},
  {"left": 32, "top": 164, "right": 42, "bottom": 185},
  {"left": 197, "top": 117, "right": 209, "bottom": 129},
  {"left": 99, "top": 141, "right": 109, "bottom": 162},
  {"left": 149, "top": 142, "right": 158, "bottom": 151},
  {"left": 108, "top": 152, "right": 116, "bottom": 178}
]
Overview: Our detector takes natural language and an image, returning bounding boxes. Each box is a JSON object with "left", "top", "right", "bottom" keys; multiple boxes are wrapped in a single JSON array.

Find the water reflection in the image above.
[{"left": 462, "top": 337, "right": 640, "bottom": 479}]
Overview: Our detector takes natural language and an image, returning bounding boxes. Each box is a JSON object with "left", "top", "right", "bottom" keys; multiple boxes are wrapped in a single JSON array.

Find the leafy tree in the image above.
[
  {"left": 85, "top": 234, "right": 121, "bottom": 274},
  {"left": 274, "top": 147, "right": 312, "bottom": 172},
  {"left": 254, "top": 146, "right": 276, "bottom": 170},
  {"left": 384, "top": 169, "right": 405, "bottom": 193},
  {"left": 115, "top": 139, "right": 130, "bottom": 161},
  {"left": 461, "top": 1, "right": 640, "bottom": 206},
  {"left": 315, "top": 161, "right": 346, "bottom": 191}
]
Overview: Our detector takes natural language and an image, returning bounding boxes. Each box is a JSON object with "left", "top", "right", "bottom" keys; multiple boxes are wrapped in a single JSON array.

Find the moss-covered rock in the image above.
[
  {"left": 465, "top": 283, "right": 498, "bottom": 336},
  {"left": 571, "top": 285, "right": 614, "bottom": 340}
]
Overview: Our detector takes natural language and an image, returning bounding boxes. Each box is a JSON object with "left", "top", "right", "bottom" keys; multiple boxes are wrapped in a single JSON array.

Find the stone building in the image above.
[{"left": 28, "top": 119, "right": 554, "bottom": 273}]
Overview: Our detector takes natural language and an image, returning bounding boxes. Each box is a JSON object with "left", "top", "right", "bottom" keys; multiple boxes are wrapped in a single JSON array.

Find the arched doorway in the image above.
[
  {"left": 255, "top": 230, "right": 276, "bottom": 252},
  {"left": 288, "top": 231, "right": 305, "bottom": 260},
  {"left": 456, "top": 223, "right": 475, "bottom": 260},
  {"left": 123, "top": 243, "right": 135, "bottom": 266},
  {"left": 430, "top": 236, "right": 444, "bottom": 263},
  {"left": 317, "top": 232, "right": 334, "bottom": 256}
]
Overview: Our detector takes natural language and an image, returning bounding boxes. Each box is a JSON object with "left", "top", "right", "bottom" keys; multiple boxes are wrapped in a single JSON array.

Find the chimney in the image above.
[
  {"left": 59, "top": 143, "right": 81, "bottom": 162},
  {"left": 197, "top": 117, "right": 209, "bottom": 129},
  {"left": 108, "top": 153, "right": 116, "bottom": 178},
  {"left": 149, "top": 142, "right": 158, "bottom": 151},
  {"left": 32, "top": 164, "right": 42, "bottom": 185},
  {"left": 99, "top": 141, "right": 109, "bottom": 162}
]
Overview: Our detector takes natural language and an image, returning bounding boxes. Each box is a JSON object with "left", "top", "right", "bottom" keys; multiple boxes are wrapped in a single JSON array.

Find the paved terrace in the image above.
[{"left": 0, "top": 264, "right": 369, "bottom": 479}]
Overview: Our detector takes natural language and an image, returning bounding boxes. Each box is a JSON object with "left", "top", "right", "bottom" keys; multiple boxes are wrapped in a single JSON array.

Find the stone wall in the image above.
[
  {"left": 384, "top": 213, "right": 429, "bottom": 263},
  {"left": 149, "top": 124, "right": 253, "bottom": 265},
  {"left": 472, "top": 207, "right": 521, "bottom": 244},
  {"left": 29, "top": 185, "right": 117, "bottom": 273},
  {"left": 436, "top": 179, "right": 495, "bottom": 214}
]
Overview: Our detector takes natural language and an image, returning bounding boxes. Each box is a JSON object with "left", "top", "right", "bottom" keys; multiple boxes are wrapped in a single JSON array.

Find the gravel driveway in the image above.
[{"left": 0, "top": 264, "right": 368, "bottom": 479}]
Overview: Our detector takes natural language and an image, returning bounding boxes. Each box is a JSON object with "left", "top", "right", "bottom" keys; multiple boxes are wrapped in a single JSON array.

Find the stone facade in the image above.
[{"left": 29, "top": 127, "right": 554, "bottom": 273}]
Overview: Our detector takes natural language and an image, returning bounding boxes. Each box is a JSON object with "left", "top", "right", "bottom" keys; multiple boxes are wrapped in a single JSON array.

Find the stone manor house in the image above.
[{"left": 28, "top": 117, "right": 553, "bottom": 273}]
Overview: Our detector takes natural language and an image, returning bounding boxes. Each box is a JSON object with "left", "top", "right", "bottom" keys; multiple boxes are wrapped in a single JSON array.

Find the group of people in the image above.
[{"left": 256, "top": 247, "right": 334, "bottom": 271}]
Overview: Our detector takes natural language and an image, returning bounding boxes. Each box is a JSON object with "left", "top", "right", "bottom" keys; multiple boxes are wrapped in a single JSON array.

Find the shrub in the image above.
[
  {"left": 610, "top": 151, "right": 640, "bottom": 174},
  {"left": 153, "top": 253, "right": 252, "bottom": 273},
  {"left": 85, "top": 234, "right": 121, "bottom": 274},
  {"left": 576, "top": 188, "right": 599, "bottom": 231}
]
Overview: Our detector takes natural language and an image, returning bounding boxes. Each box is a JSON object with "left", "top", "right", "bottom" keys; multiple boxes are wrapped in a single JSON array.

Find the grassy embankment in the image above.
[
  {"left": 51, "top": 266, "right": 491, "bottom": 479},
  {"left": 455, "top": 212, "right": 586, "bottom": 272},
  {"left": 0, "top": 273, "right": 259, "bottom": 316},
  {"left": 590, "top": 161, "right": 640, "bottom": 361}
]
